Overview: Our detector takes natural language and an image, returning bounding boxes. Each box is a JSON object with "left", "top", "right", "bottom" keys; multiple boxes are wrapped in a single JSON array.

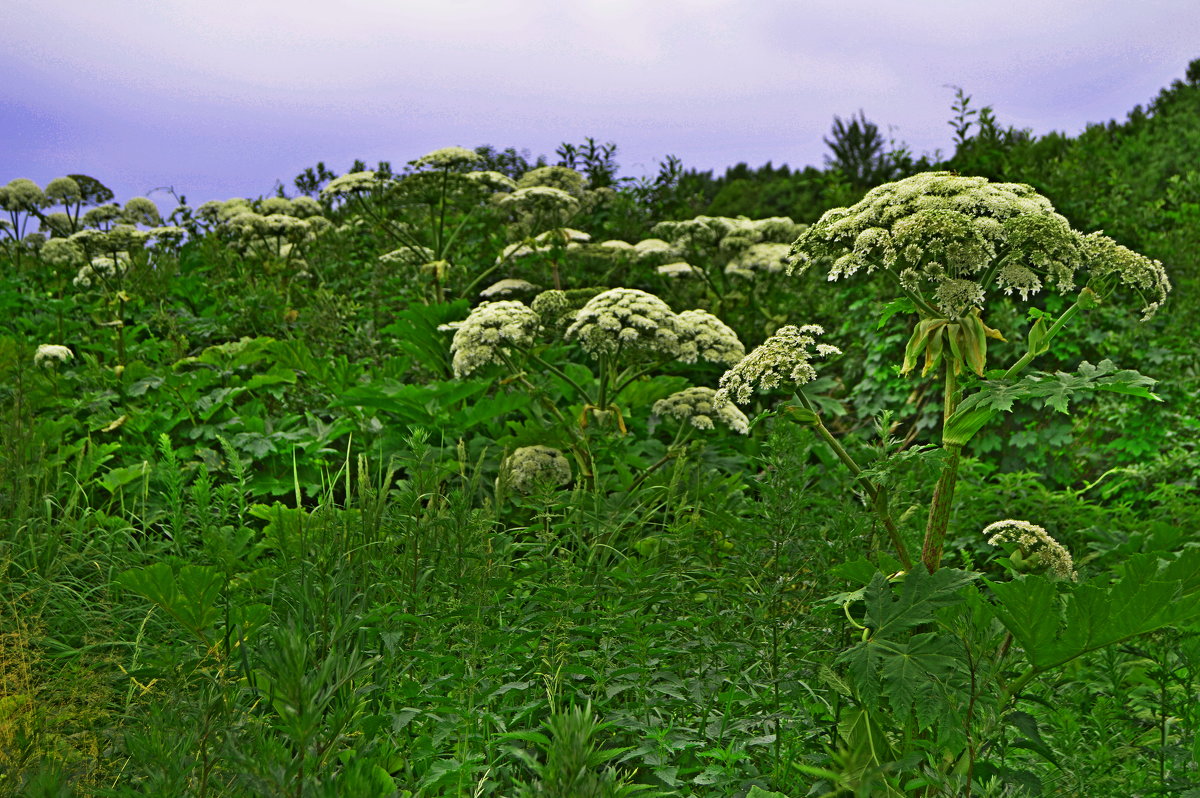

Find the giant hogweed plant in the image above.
[
  {"left": 770, "top": 171, "right": 1171, "bottom": 574},
  {"left": 448, "top": 287, "right": 749, "bottom": 501},
  {"left": 322, "top": 147, "right": 538, "bottom": 304},
  {"left": 716, "top": 172, "right": 1196, "bottom": 793}
]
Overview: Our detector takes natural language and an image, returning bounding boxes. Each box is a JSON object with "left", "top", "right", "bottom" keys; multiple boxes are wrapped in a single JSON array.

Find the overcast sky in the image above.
[{"left": 2, "top": 0, "right": 1197, "bottom": 209}]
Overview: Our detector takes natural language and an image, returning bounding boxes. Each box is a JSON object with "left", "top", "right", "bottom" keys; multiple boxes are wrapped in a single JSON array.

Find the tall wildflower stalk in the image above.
[{"left": 723, "top": 171, "right": 1169, "bottom": 572}]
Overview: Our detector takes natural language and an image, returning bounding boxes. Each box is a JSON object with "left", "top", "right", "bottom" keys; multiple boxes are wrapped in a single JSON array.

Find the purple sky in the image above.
[{"left": 3, "top": 0, "right": 1197, "bottom": 210}]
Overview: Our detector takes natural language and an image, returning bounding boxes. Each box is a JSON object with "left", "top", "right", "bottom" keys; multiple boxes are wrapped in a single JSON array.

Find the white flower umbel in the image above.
[
  {"left": 632, "top": 238, "right": 676, "bottom": 262},
  {"left": 34, "top": 344, "right": 74, "bottom": 367},
  {"left": 536, "top": 227, "right": 591, "bottom": 245},
  {"left": 497, "top": 187, "right": 580, "bottom": 219},
  {"left": 410, "top": 146, "right": 483, "bottom": 170},
  {"left": 654, "top": 387, "right": 749, "bottom": 434},
  {"left": 516, "top": 166, "right": 587, "bottom": 197},
  {"left": 380, "top": 245, "right": 435, "bottom": 267},
  {"left": 656, "top": 261, "right": 695, "bottom": 277},
  {"left": 503, "top": 445, "right": 573, "bottom": 495},
  {"left": 320, "top": 171, "right": 380, "bottom": 199},
  {"left": 450, "top": 300, "right": 540, "bottom": 377},
  {"left": 790, "top": 171, "right": 1089, "bottom": 319},
  {"left": 1, "top": 178, "right": 48, "bottom": 211},
  {"left": 464, "top": 170, "right": 517, "bottom": 192},
  {"left": 531, "top": 289, "right": 571, "bottom": 326},
  {"left": 674, "top": 309, "right": 745, "bottom": 367},
  {"left": 984, "top": 519, "right": 1078, "bottom": 581},
  {"left": 726, "top": 242, "right": 791, "bottom": 276},
  {"left": 123, "top": 197, "right": 162, "bottom": 227},
  {"left": 717, "top": 324, "right": 841, "bottom": 405},
  {"left": 564, "top": 287, "right": 680, "bottom": 359},
  {"left": 44, "top": 177, "right": 82, "bottom": 204},
  {"left": 39, "top": 237, "right": 85, "bottom": 268},
  {"left": 73, "top": 253, "right": 129, "bottom": 288},
  {"left": 1079, "top": 231, "right": 1171, "bottom": 320},
  {"left": 480, "top": 278, "right": 540, "bottom": 299},
  {"left": 288, "top": 196, "right": 324, "bottom": 218},
  {"left": 599, "top": 239, "right": 635, "bottom": 252},
  {"left": 652, "top": 216, "right": 738, "bottom": 251}
]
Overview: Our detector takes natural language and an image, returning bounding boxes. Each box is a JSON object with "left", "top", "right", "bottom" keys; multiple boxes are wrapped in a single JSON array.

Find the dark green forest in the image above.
[{"left": 1, "top": 60, "right": 1198, "bottom": 797}]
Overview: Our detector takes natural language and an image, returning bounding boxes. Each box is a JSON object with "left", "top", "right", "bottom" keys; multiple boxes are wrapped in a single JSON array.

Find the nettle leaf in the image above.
[{"left": 986, "top": 550, "right": 1200, "bottom": 674}]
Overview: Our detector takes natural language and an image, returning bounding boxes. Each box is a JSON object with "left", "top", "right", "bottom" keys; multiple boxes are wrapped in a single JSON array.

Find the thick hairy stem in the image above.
[
  {"left": 922, "top": 443, "right": 962, "bottom": 572},
  {"left": 923, "top": 359, "right": 963, "bottom": 572}
]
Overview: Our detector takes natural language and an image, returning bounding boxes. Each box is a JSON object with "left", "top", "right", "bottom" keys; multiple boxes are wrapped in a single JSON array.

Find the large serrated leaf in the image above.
[
  {"left": 988, "top": 553, "right": 1200, "bottom": 673},
  {"left": 864, "top": 568, "right": 977, "bottom": 637}
]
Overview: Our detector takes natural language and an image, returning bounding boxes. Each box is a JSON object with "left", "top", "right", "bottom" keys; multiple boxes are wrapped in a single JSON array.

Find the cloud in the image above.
[{"left": 2, "top": 0, "right": 1197, "bottom": 205}]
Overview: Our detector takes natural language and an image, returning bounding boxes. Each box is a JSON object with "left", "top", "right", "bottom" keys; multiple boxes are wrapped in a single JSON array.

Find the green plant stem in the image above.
[
  {"left": 880, "top": 268, "right": 942, "bottom": 318},
  {"left": 519, "top": 349, "right": 596, "bottom": 406},
  {"left": 793, "top": 397, "right": 913, "bottom": 570},
  {"left": 1001, "top": 297, "right": 1085, "bottom": 380},
  {"left": 611, "top": 357, "right": 672, "bottom": 399},
  {"left": 624, "top": 425, "right": 692, "bottom": 497},
  {"left": 922, "top": 359, "right": 964, "bottom": 573}
]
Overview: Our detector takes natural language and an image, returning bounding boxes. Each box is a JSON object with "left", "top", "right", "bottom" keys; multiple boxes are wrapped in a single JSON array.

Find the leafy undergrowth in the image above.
[{"left": 3, "top": 71, "right": 1200, "bottom": 794}]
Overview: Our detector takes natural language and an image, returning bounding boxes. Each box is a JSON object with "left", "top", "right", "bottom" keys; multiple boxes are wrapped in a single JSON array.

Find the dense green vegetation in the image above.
[{"left": 1, "top": 62, "right": 1198, "bottom": 797}]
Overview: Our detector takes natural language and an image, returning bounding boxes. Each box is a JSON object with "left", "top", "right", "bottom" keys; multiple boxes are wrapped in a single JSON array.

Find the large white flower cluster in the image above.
[
  {"left": 563, "top": 288, "right": 680, "bottom": 358},
  {"left": 717, "top": 324, "right": 841, "bottom": 405},
  {"left": 497, "top": 186, "right": 580, "bottom": 221},
  {"left": 674, "top": 309, "right": 745, "bottom": 366},
  {"left": 450, "top": 300, "right": 541, "bottom": 377},
  {"left": 1079, "top": 231, "right": 1170, "bottom": 320},
  {"left": 409, "top": 146, "right": 483, "bottom": 170},
  {"left": 34, "top": 344, "right": 74, "bottom": 367},
  {"left": 653, "top": 387, "right": 749, "bottom": 434},
  {"left": 73, "top": 253, "right": 130, "bottom": 288},
  {"left": 726, "top": 242, "right": 791, "bottom": 277},
  {"left": 789, "top": 171, "right": 1170, "bottom": 320},
  {"left": 320, "top": 171, "right": 382, "bottom": 199}
]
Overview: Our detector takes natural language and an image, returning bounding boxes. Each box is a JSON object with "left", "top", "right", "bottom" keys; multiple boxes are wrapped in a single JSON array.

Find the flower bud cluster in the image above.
[
  {"left": 450, "top": 300, "right": 541, "bottom": 377},
  {"left": 983, "top": 519, "right": 1078, "bottom": 581},
  {"left": 503, "top": 445, "right": 573, "bottom": 495}
]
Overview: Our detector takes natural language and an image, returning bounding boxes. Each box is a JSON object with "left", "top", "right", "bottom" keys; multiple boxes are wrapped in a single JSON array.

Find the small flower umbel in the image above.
[
  {"left": 565, "top": 288, "right": 682, "bottom": 428},
  {"left": 716, "top": 324, "right": 839, "bottom": 405},
  {"left": 450, "top": 300, "right": 541, "bottom": 378},
  {"left": 501, "top": 445, "right": 574, "bottom": 538},
  {"left": 34, "top": 344, "right": 74, "bottom": 368},
  {"left": 34, "top": 344, "right": 74, "bottom": 399},
  {"left": 984, "top": 519, "right": 1077, "bottom": 581},
  {"left": 654, "top": 387, "right": 749, "bottom": 435},
  {"left": 503, "top": 445, "right": 573, "bottom": 496}
]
